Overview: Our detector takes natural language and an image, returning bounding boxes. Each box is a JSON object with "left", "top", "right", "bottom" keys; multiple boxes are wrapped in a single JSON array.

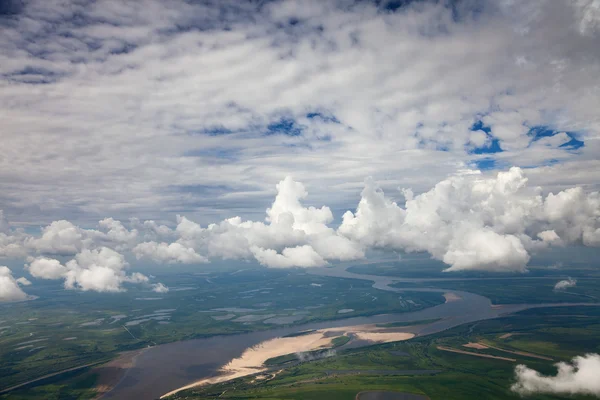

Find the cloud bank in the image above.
[
  {"left": 512, "top": 353, "right": 600, "bottom": 396},
  {"left": 339, "top": 167, "right": 600, "bottom": 272},
  {"left": 1, "top": 167, "right": 599, "bottom": 299}
]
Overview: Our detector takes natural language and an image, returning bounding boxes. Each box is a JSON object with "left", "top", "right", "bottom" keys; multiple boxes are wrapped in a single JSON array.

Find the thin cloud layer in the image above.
[{"left": 512, "top": 353, "right": 600, "bottom": 396}]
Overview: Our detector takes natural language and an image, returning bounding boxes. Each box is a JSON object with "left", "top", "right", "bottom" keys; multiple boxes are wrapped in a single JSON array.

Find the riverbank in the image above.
[
  {"left": 100, "top": 263, "right": 599, "bottom": 400},
  {"left": 160, "top": 324, "right": 414, "bottom": 398},
  {"left": 94, "top": 349, "right": 148, "bottom": 399}
]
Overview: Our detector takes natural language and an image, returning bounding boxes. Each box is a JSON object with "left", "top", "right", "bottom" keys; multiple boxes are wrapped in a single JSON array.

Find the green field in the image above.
[
  {"left": 171, "top": 306, "right": 600, "bottom": 400},
  {"left": 397, "top": 278, "right": 600, "bottom": 305},
  {"left": 0, "top": 267, "right": 443, "bottom": 397},
  {"left": 2, "top": 258, "right": 599, "bottom": 400}
]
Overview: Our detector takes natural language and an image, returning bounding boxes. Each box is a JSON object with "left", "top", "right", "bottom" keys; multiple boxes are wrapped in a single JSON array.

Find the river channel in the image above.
[{"left": 101, "top": 264, "right": 595, "bottom": 399}]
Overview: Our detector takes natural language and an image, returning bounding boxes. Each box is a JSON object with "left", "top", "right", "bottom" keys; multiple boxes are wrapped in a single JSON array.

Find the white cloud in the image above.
[
  {"left": 537, "top": 230, "right": 561, "bottom": 244},
  {"left": 0, "top": 168, "right": 599, "bottom": 277},
  {"left": 97, "top": 218, "right": 138, "bottom": 250},
  {"left": 338, "top": 167, "right": 600, "bottom": 271},
  {"left": 151, "top": 283, "right": 169, "bottom": 293},
  {"left": 64, "top": 247, "right": 145, "bottom": 292},
  {"left": 0, "top": 0, "right": 598, "bottom": 227},
  {"left": 133, "top": 241, "right": 207, "bottom": 264},
  {"left": 25, "top": 248, "right": 159, "bottom": 293},
  {"left": 167, "top": 176, "right": 363, "bottom": 268},
  {"left": 512, "top": 353, "right": 600, "bottom": 396},
  {"left": 25, "top": 220, "right": 88, "bottom": 256},
  {"left": 443, "top": 229, "right": 530, "bottom": 272},
  {"left": 554, "top": 277, "right": 577, "bottom": 290},
  {"left": 26, "top": 257, "right": 68, "bottom": 279},
  {"left": 0, "top": 266, "right": 29, "bottom": 301},
  {"left": 16, "top": 277, "right": 32, "bottom": 286},
  {"left": 0, "top": 0, "right": 597, "bottom": 299},
  {"left": 24, "top": 218, "right": 142, "bottom": 256},
  {"left": 0, "top": 231, "right": 27, "bottom": 258},
  {"left": 251, "top": 245, "right": 327, "bottom": 268},
  {"left": 266, "top": 177, "right": 333, "bottom": 235}
]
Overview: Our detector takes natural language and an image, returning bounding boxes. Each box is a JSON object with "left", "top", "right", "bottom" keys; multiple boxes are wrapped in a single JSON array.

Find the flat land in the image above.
[
  {"left": 0, "top": 267, "right": 444, "bottom": 398},
  {"left": 161, "top": 324, "right": 414, "bottom": 398},
  {"left": 169, "top": 305, "right": 600, "bottom": 400},
  {"left": 436, "top": 346, "right": 516, "bottom": 362}
]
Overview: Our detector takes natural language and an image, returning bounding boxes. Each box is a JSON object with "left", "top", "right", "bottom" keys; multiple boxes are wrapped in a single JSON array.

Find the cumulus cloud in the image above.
[
  {"left": 1, "top": 167, "right": 599, "bottom": 283},
  {"left": 152, "top": 283, "right": 169, "bottom": 293},
  {"left": 251, "top": 245, "right": 327, "bottom": 268},
  {"left": 339, "top": 167, "right": 600, "bottom": 272},
  {"left": 0, "top": 231, "right": 27, "bottom": 258},
  {"left": 26, "top": 257, "right": 68, "bottom": 279},
  {"left": 26, "top": 220, "right": 89, "bottom": 255},
  {"left": 170, "top": 176, "right": 363, "bottom": 268},
  {"left": 133, "top": 242, "right": 207, "bottom": 264},
  {"left": 0, "top": 266, "right": 29, "bottom": 301},
  {"left": 554, "top": 277, "right": 577, "bottom": 290},
  {"left": 24, "top": 248, "right": 164, "bottom": 294},
  {"left": 64, "top": 247, "right": 145, "bottom": 292},
  {"left": 25, "top": 219, "right": 141, "bottom": 256},
  {"left": 512, "top": 354, "right": 600, "bottom": 396},
  {"left": 0, "top": 167, "right": 598, "bottom": 299},
  {"left": 124, "top": 170, "right": 600, "bottom": 270},
  {"left": 16, "top": 277, "right": 31, "bottom": 286}
]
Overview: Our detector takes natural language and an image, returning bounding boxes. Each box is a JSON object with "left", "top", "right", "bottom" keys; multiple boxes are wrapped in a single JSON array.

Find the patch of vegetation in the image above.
[
  {"left": 175, "top": 306, "right": 600, "bottom": 400},
  {"left": 0, "top": 268, "right": 443, "bottom": 394},
  {"left": 0, "top": 367, "right": 99, "bottom": 400},
  {"left": 265, "top": 353, "right": 299, "bottom": 367},
  {"left": 402, "top": 278, "right": 600, "bottom": 305},
  {"left": 331, "top": 335, "right": 351, "bottom": 348},
  {"left": 283, "top": 329, "right": 316, "bottom": 338}
]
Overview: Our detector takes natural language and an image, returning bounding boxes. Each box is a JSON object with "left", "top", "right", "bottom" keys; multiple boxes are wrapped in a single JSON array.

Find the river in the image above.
[{"left": 101, "top": 264, "right": 595, "bottom": 399}]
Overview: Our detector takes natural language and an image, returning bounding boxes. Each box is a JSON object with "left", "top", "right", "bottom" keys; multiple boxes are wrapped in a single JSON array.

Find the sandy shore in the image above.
[
  {"left": 443, "top": 292, "right": 461, "bottom": 303},
  {"left": 160, "top": 325, "right": 414, "bottom": 398}
]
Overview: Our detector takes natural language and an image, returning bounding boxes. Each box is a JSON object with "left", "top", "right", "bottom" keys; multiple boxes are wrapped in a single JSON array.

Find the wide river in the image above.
[{"left": 101, "top": 264, "right": 593, "bottom": 399}]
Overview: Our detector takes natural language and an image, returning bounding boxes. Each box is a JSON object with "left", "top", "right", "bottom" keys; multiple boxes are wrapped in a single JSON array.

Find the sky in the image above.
[{"left": 1, "top": 0, "right": 600, "bottom": 299}]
